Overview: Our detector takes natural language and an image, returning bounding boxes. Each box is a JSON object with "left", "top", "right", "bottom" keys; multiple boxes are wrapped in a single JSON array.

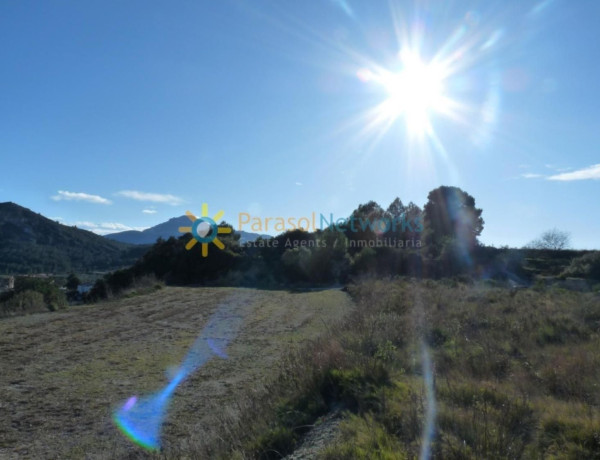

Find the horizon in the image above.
[
  {"left": 0, "top": 199, "right": 590, "bottom": 252},
  {"left": 1, "top": 1, "right": 599, "bottom": 249}
]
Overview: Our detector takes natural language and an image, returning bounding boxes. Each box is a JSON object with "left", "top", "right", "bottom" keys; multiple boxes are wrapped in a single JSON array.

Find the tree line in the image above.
[
  {"left": 87, "top": 186, "right": 476, "bottom": 298},
  {"left": 85, "top": 185, "right": 598, "bottom": 301}
]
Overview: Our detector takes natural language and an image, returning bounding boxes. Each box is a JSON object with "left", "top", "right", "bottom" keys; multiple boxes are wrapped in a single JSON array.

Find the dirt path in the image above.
[
  {"left": 284, "top": 410, "right": 343, "bottom": 460},
  {"left": 0, "top": 286, "right": 352, "bottom": 459}
]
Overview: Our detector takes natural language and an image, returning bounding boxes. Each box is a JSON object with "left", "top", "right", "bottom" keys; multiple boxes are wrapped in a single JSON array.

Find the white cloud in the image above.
[
  {"left": 99, "top": 222, "right": 138, "bottom": 231},
  {"left": 74, "top": 221, "right": 98, "bottom": 228},
  {"left": 548, "top": 164, "right": 600, "bottom": 181},
  {"left": 116, "top": 190, "right": 183, "bottom": 205},
  {"left": 544, "top": 164, "right": 572, "bottom": 172},
  {"left": 51, "top": 190, "right": 112, "bottom": 204},
  {"left": 69, "top": 221, "right": 148, "bottom": 235},
  {"left": 295, "top": 182, "right": 303, "bottom": 186},
  {"left": 521, "top": 173, "right": 543, "bottom": 179},
  {"left": 142, "top": 209, "right": 158, "bottom": 214}
]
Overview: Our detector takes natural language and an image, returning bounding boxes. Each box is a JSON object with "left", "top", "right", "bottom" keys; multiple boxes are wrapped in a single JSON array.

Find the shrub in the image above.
[
  {"left": 13, "top": 277, "right": 67, "bottom": 311},
  {"left": 0, "top": 290, "right": 46, "bottom": 316},
  {"left": 561, "top": 251, "right": 600, "bottom": 281},
  {"left": 322, "top": 413, "right": 408, "bottom": 460},
  {"left": 321, "top": 366, "right": 389, "bottom": 413},
  {"left": 248, "top": 426, "right": 298, "bottom": 459},
  {"left": 538, "top": 417, "right": 600, "bottom": 458}
]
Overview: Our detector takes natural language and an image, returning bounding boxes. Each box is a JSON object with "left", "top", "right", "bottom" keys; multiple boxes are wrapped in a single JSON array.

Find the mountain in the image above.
[
  {"left": 104, "top": 215, "right": 271, "bottom": 245},
  {"left": 0, "top": 202, "right": 148, "bottom": 274}
]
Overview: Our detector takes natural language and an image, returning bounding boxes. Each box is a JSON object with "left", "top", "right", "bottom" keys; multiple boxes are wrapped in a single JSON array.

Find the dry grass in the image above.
[
  {"left": 3, "top": 279, "right": 598, "bottom": 459},
  {"left": 313, "top": 279, "right": 600, "bottom": 459},
  {"left": 0, "top": 286, "right": 353, "bottom": 459}
]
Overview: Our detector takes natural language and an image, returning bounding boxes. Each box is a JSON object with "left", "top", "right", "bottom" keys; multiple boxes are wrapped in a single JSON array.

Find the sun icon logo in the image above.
[{"left": 178, "top": 204, "right": 232, "bottom": 257}]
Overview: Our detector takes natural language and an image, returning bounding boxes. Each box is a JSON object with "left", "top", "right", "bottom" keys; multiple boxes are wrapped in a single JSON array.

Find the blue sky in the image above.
[{"left": 1, "top": 0, "right": 598, "bottom": 248}]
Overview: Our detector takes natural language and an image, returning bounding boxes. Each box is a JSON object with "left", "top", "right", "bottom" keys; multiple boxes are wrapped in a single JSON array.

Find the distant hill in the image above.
[
  {"left": 0, "top": 202, "right": 148, "bottom": 274},
  {"left": 105, "top": 215, "right": 270, "bottom": 245}
]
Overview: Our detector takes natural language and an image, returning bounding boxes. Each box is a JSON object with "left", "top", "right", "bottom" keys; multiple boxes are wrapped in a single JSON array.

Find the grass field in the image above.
[
  {"left": 212, "top": 279, "right": 600, "bottom": 459},
  {"left": 0, "top": 286, "right": 353, "bottom": 459},
  {"left": 2, "top": 280, "right": 599, "bottom": 459},
  {"left": 314, "top": 279, "right": 600, "bottom": 459}
]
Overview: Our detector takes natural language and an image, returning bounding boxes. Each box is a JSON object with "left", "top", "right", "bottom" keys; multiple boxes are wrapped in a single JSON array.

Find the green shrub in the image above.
[
  {"left": 536, "top": 316, "right": 588, "bottom": 345},
  {"left": 12, "top": 277, "right": 67, "bottom": 311},
  {"left": 0, "top": 290, "right": 46, "bottom": 316},
  {"left": 322, "top": 366, "right": 389, "bottom": 413},
  {"left": 321, "top": 414, "right": 408, "bottom": 460},
  {"left": 213, "top": 279, "right": 600, "bottom": 459},
  {"left": 561, "top": 251, "right": 600, "bottom": 281},
  {"left": 248, "top": 426, "right": 298, "bottom": 459},
  {"left": 538, "top": 418, "right": 600, "bottom": 458},
  {"left": 438, "top": 385, "right": 535, "bottom": 458}
]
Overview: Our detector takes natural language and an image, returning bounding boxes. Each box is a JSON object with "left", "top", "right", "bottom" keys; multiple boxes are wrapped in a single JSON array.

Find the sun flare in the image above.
[{"left": 376, "top": 49, "right": 449, "bottom": 137}]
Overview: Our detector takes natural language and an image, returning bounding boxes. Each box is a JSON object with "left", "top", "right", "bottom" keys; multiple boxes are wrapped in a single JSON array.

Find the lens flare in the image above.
[
  {"left": 113, "top": 293, "right": 252, "bottom": 451},
  {"left": 420, "top": 344, "right": 436, "bottom": 460}
]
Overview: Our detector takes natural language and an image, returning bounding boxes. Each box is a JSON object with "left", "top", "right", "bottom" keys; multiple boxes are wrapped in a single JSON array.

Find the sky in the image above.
[{"left": 1, "top": 0, "right": 599, "bottom": 248}]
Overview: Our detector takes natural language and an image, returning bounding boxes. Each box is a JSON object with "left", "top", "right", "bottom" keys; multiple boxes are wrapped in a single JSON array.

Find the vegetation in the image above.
[
  {"left": 66, "top": 273, "right": 81, "bottom": 291},
  {"left": 561, "top": 251, "right": 600, "bottom": 281},
  {"left": 0, "top": 290, "right": 47, "bottom": 316},
  {"left": 0, "top": 202, "right": 149, "bottom": 274},
  {"left": 0, "top": 276, "right": 67, "bottom": 316},
  {"left": 527, "top": 228, "right": 572, "bottom": 250},
  {"left": 2, "top": 248, "right": 599, "bottom": 457},
  {"left": 3, "top": 189, "right": 596, "bottom": 305},
  {"left": 206, "top": 279, "right": 600, "bottom": 459},
  {"left": 3, "top": 188, "right": 599, "bottom": 456},
  {"left": 84, "top": 186, "right": 598, "bottom": 304},
  {"left": 423, "top": 186, "right": 484, "bottom": 255},
  {"left": 0, "top": 286, "right": 353, "bottom": 458}
]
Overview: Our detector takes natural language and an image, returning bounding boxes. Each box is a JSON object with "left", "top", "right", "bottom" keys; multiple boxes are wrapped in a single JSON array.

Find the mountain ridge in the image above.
[
  {"left": 104, "top": 215, "right": 271, "bottom": 245},
  {"left": 0, "top": 202, "right": 147, "bottom": 274}
]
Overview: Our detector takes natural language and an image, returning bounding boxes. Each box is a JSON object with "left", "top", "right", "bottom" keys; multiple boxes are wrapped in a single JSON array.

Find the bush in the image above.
[
  {"left": 321, "top": 366, "right": 389, "bottom": 413},
  {"left": 281, "top": 247, "right": 312, "bottom": 282},
  {"left": 561, "top": 251, "right": 600, "bottom": 281},
  {"left": 322, "top": 414, "right": 408, "bottom": 459},
  {"left": 248, "top": 426, "right": 298, "bottom": 459},
  {"left": 0, "top": 290, "right": 46, "bottom": 316},
  {"left": 13, "top": 277, "right": 67, "bottom": 311},
  {"left": 538, "top": 418, "right": 600, "bottom": 458}
]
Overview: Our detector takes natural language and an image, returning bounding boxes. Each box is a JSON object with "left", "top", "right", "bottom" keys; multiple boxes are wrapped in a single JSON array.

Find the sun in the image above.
[
  {"left": 179, "top": 204, "right": 232, "bottom": 257},
  {"left": 350, "top": 20, "right": 502, "bottom": 166},
  {"left": 376, "top": 49, "right": 449, "bottom": 137}
]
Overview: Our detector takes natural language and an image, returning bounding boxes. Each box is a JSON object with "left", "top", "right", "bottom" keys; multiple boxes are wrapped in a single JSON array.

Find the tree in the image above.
[
  {"left": 423, "top": 186, "right": 484, "bottom": 252},
  {"left": 526, "top": 228, "right": 571, "bottom": 250},
  {"left": 308, "top": 229, "right": 350, "bottom": 283},
  {"left": 386, "top": 198, "right": 406, "bottom": 220},
  {"left": 13, "top": 277, "right": 67, "bottom": 311},
  {"left": 344, "top": 201, "right": 385, "bottom": 253},
  {"left": 66, "top": 273, "right": 80, "bottom": 291},
  {"left": 401, "top": 201, "right": 423, "bottom": 240}
]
